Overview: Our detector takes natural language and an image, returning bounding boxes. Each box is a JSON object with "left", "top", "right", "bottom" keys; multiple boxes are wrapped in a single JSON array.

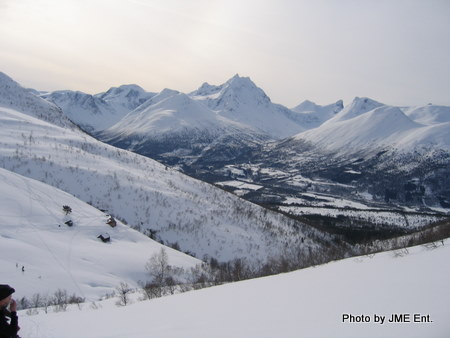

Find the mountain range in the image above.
[{"left": 39, "top": 72, "right": 449, "bottom": 211}]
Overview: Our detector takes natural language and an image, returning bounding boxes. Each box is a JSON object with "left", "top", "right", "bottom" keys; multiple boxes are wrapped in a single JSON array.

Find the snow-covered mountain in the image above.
[
  {"left": 97, "top": 75, "right": 305, "bottom": 166},
  {"left": 0, "top": 72, "right": 336, "bottom": 270},
  {"left": 0, "top": 72, "right": 73, "bottom": 128},
  {"left": 0, "top": 167, "right": 199, "bottom": 300},
  {"left": 41, "top": 84, "right": 154, "bottom": 132},
  {"left": 243, "top": 97, "right": 450, "bottom": 209},
  {"left": 292, "top": 97, "right": 450, "bottom": 152},
  {"left": 290, "top": 99, "right": 344, "bottom": 129},
  {"left": 95, "top": 84, "right": 154, "bottom": 111},
  {"left": 20, "top": 241, "right": 450, "bottom": 338},
  {"left": 104, "top": 89, "right": 252, "bottom": 137},
  {"left": 98, "top": 86, "right": 270, "bottom": 165},
  {"left": 322, "top": 96, "right": 384, "bottom": 124},
  {"left": 189, "top": 74, "right": 306, "bottom": 138},
  {"left": 401, "top": 104, "right": 450, "bottom": 125}
]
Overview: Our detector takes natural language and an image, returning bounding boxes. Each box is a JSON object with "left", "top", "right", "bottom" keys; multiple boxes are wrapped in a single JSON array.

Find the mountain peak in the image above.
[
  {"left": 0, "top": 71, "right": 73, "bottom": 128},
  {"left": 99, "top": 84, "right": 147, "bottom": 98},
  {"left": 291, "top": 99, "right": 345, "bottom": 129},
  {"left": 0, "top": 71, "right": 18, "bottom": 86},
  {"left": 225, "top": 74, "right": 257, "bottom": 89},
  {"left": 324, "top": 96, "right": 384, "bottom": 124}
]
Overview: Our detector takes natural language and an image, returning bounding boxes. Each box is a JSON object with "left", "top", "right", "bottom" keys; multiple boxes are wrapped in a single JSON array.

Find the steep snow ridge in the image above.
[
  {"left": 290, "top": 99, "right": 344, "bottom": 129},
  {"left": 20, "top": 242, "right": 450, "bottom": 338},
  {"left": 190, "top": 81, "right": 222, "bottom": 98},
  {"left": 95, "top": 84, "right": 154, "bottom": 110},
  {"left": 0, "top": 72, "right": 72, "bottom": 128},
  {"left": 0, "top": 167, "right": 199, "bottom": 300},
  {"left": 293, "top": 101, "right": 450, "bottom": 153},
  {"left": 323, "top": 97, "right": 384, "bottom": 124},
  {"left": 294, "top": 105, "right": 422, "bottom": 151},
  {"left": 106, "top": 91, "right": 249, "bottom": 136},
  {"left": 42, "top": 84, "right": 154, "bottom": 132},
  {"left": 190, "top": 74, "right": 305, "bottom": 138},
  {"left": 42, "top": 90, "right": 117, "bottom": 132}
]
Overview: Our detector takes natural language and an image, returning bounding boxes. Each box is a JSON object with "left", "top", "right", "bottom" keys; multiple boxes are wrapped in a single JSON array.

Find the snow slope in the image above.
[
  {"left": 290, "top": 99, "right": 344, "bottom": 129},
  {"left": 190, "top": 74, "right": 305, "bottom": 138},
  {"left": 401, "top": 104, "right": 450, "bottom": 125},
  {"left": 293, "top": 99, "right": 450, "bottom": 152},
  {"left": 323, "top": 96, "right": 384, "bottom": 124},
  {"left": 20, "top": 241, "right": 450, "bottom": 338},
  {"left": 0, "top": 72, "right": 73, "bottom": 128},
  {"left": 42, "top": 84, "right": 154, "bottom": 132},
  {"left": 0, "top": 167, "right": 199, "bottom": 300},
  {"left": 94, "top": 84, "right": 154, "bottom": 111},
  {"left": 104, "top": 90, "right": 252, "bottom": 137}
]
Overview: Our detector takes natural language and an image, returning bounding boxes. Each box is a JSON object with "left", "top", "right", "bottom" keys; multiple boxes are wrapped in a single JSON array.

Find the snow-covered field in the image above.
[{"left": 20, "top": 241, "right": 450, "bottom": 338}]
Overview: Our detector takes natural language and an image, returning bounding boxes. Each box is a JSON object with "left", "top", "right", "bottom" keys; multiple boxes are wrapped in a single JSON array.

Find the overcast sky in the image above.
[{"left": 0, "top": 0, "right": 449, "bottom": 107}]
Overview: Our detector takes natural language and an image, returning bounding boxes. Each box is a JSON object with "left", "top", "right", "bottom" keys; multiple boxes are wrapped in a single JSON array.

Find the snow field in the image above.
[{"left": 19, "top": 241, "right": 450, "bottom": 338}]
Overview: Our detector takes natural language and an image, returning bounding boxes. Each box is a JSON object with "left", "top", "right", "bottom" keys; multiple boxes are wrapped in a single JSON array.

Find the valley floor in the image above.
[{"left": 20, "top": 240, "right": 449, "bottom": 338}]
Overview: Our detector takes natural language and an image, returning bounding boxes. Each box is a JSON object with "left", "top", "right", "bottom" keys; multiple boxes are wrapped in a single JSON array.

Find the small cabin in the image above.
[
  {"left": 106, "top": 216, "right": 117, "bottom": 228},
  {"left": 65, "top": 220, "right": 74, "bottom": 227},
  {"left": 97, "top": 233, "right": 111, "bottom": 243}
]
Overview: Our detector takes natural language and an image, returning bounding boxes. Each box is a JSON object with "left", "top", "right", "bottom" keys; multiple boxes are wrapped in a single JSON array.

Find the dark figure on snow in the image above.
[{"left": 0, "top": 284, "right": 20, "bottom": 338}]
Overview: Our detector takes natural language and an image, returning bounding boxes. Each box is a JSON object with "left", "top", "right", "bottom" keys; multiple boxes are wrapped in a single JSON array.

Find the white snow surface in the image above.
[
  {"left": 0, "top": 167, "right": 200, "bottom": 300},
  {"left": 106, "top": 90, "right": 251, "bottom": 136},
  {"left": 41, "top": 84, "right": 154, "bottom": 132},
  {"left": 290, "top": 99, "right": 344, "bottom": 129},
  {"left": 189, "top": 74, "right": 306, "bottom": 138},
  {"left": 402, "top": 104, "right": 450, "bottom": 125},
  {"left": 20, "top": 241, "right": 450, "bottom": 338},
  {"left": 294, "top": 99, "right": 450, "bottom": 152},
  {"left": 0, "top": 72, "right": 73, "bottom": 128},
  {"left": 323, "top": 97, "right": 384, "bottom": 124}
]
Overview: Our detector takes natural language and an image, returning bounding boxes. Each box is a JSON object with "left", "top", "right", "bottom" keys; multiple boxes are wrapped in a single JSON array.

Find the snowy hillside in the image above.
[
  {"left": 294, "top": 98, "right": 450, "bottom": 152},
  {"left": 94, "top": 84, "right": 154, "bottom": 112},
  {"left": 41, "top": 84, "right": 154, "bottom": 132},
  {"left": 401, "top": 104, "right": 450, "bottom": 125},
  {"left": 104, "top": 90, "right": 253, "bottom": 136},
  {"left": 0, "top": 73, "right": 334, "bottom": 267},
  {"left": 99, "top": 88, "right": 271, "bottom": 165},
  {"left": 290, "top": 99, "right": 344, "bottom": 129},
  {"left": 189, "top": 74, "right": 305, "bottom": 138},
  {"left": 0, "top": 167, "right": 199, "bottom": 300},
  {"left": 323, "top": 96, "right": 384, "bottom": 124},
  {"left": 294, "top": 105, "right": 424, "bottom": 151},
  {"left": 0, "top": 72, "right": 73, "bottom": 128},
  {"left": 98, "top": 76, "right": 296, "bottom": 166},
  {"left": 20, "top": 241, "right": 450, "bottom": 338}
]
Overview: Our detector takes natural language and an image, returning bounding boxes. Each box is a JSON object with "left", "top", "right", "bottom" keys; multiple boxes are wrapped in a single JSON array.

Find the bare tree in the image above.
[
  {"left": 145, "top": 248, "right": 172, "bottom": 297},
  {"left": 52, "top": 289, "right": 68, "bottom": 312},
  {"left": 116, "top": 282, "right": 132, "bottom": 306}
]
